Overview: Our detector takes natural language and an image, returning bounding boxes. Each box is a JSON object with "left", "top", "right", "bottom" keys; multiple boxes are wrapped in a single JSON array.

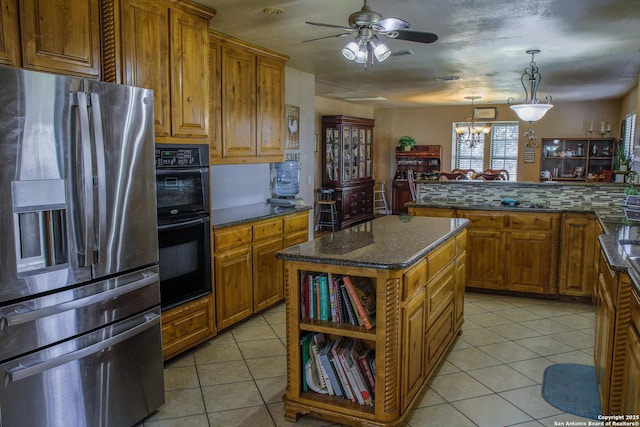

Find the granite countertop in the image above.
[
  {"left": 212, "top": 202, "right": 312, "bottom": 229},
  {"left": 593, "top": 217, "right": 640, "bottom": 295},
  {"left": 406, "top": 201, "right": 565, "bottom": 214},
  {"left": 276, "top": 215, "right": 469, "bottom": 270}
]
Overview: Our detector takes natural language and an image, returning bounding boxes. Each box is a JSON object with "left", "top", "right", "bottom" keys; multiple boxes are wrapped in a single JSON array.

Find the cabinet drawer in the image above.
[
  {"left": 161, "top": 295, "right": 214, "bottom": 360},
  {"left": 214, "top": 225, "right": 252, "bottom": 251},
  {"left": 403, "top": 259, "right": 427, "bottom": 299},
  {"left": 426, "top": 262, "right": 455, "bottom": 326},
  {"left": 284, "top": 229, "right": 308, "bottom": 248},
  {"left": 508, "top": 213, "right": 555, "bottom": 230},
  {"left": 460, "top": 211, "right": 506, "bottom": 229},
  {"left": 427, "top": 238, "right": 456, "bottom": 281},
  {"left": 253, "top": 218, "right": 283, "bottom": 240},
  {"left": 284, "top": 213, "right": 308, "bottom": 233}
]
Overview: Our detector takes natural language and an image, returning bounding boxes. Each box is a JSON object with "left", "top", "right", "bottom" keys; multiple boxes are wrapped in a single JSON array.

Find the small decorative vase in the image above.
[{"left": 403, "top": 145, "right": 411, "bottom": 151}]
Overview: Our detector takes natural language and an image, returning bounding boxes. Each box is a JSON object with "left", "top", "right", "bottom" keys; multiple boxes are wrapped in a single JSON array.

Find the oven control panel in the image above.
[{"left": 155, "top": 145, "right": 207, "bottom": 168}]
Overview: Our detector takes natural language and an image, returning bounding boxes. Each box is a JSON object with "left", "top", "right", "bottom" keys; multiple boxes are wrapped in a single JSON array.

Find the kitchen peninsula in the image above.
[
  {"left": 408, "top": 180, "right": 632, "bottom": 298},
  {"left": 277, "top": 215, "right": 468, "bottom": 427}
]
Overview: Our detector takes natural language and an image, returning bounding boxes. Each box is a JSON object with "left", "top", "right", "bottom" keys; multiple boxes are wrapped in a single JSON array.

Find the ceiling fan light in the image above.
[
  {"left": 354, "top": 44, "right": 368, "bottom": 63},
  {"left": 372, "top": 41, "right": 391, "bottom": 62},
  {"left": 342, "top": 41, "right": 359, "bottom": 61},
  {"left": 510, "top": 103, "right": 553, "bottom": 123}
]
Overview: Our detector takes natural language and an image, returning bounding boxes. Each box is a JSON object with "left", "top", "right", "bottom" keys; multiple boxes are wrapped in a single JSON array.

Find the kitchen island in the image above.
[{"left": 277, "top": 215, "right": 468, "bottom": 427}]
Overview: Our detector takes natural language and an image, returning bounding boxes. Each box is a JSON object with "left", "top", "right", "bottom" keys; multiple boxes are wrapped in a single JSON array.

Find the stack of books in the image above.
[
  {"left": 301, "top": 273, "right": 376, "bottom": 329},
  {"left": 300, "top": 332, "right": 376, "bottom": 406}
]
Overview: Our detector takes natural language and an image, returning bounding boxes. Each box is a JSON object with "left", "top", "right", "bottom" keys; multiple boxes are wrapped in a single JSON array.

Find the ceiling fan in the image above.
[{"left": 304, "top": 0, "right": 438, "bottom": 66}]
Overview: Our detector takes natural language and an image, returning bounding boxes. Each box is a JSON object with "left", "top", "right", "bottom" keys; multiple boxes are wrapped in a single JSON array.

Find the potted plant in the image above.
[
  {"left": 615, "top": 141, "right": 631, "bottom": 171},
  {"left": 399, "top": 135, "right": 415, "bottom": 151}
]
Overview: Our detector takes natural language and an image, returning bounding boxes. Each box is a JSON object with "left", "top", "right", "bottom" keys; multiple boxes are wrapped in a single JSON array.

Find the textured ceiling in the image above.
[{"left": 195, "top": 0, "right": 640, "bottom": 108}]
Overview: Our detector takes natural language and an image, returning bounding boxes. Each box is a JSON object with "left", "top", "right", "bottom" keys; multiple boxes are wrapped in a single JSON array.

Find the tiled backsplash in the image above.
[{"left": 415, "top": 181, "right": 631, "bottom": 219}]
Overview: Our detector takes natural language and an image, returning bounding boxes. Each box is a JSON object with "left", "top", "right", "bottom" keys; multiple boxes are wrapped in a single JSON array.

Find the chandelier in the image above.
[
  {"left": 508, "top": 49, "right": 553, "bottom": 123},
  {"left": 455, "top": 96, "right": 490, "bottom": 148},
  {"left": 342, "top": 27, "right": 391, "bottom": 68}
]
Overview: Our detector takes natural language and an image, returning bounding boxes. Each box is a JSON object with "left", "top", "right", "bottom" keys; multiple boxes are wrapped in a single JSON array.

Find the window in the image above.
[
  {"left": 489, "top": 123, "right": 519, "bottom": 181},
  {"left": 453, "top": 121, "right": 519, "bottom": 180},
  {"left": 622, "top": 112, "right": 636, "bottom": 160}
]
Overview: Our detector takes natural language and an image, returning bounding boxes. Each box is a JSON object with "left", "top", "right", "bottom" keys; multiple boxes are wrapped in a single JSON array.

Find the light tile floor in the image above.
[{"left": 140, "top": 292, "right": 598, "bottom": 427}]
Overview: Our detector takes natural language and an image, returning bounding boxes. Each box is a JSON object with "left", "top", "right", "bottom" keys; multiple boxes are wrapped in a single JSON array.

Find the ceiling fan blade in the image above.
[
  {"left": 306, "top": 21, "right": 354, "bottom": 31},
  {"left": 392, "top": 30, "right": 438, "bottom": 44},
  {"left": 302, "top": 33, "right": 351, "bottom": 43},
  {"left": 373, "top": 17, "right": 409, "bottom": 32}
]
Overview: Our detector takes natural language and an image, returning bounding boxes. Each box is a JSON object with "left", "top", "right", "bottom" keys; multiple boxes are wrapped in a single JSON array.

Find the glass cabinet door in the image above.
[
  {"left": 325, "top": 127, "right": 339, "bottom": 183},
  {"left": 343, "top": 126, "right": 352, "bottom": 182}
]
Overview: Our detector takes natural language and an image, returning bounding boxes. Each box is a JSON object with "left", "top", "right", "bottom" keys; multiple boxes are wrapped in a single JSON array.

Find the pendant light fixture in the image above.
[
  {"left": 455, "top": 96, "right": 490, "bottom": 148},
  {"left": 508, "top": 49, "right": 553, "bottom": 123}
]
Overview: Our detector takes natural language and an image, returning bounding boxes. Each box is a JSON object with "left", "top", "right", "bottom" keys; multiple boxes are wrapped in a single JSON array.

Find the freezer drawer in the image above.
[
  {"left": 0, "top": 308, "right": 164, "bottom": 427},
  {"left": 0, "top": 267, "right": 160, "bottom": 362}
]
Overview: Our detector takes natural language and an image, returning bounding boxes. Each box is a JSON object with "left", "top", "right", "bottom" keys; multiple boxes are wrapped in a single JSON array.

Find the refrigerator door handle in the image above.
[
  {"left": 6, "top": 312, "right": 160, "bottom": 383},
  {"left": 75, "top": 92, "right": 95, "bottom": 267},
  {"left": 89, "top": 92, "right": 107, "bottom": 266},
  {"left": 0, "top": 271, "right": 158, "bottom": 327}
]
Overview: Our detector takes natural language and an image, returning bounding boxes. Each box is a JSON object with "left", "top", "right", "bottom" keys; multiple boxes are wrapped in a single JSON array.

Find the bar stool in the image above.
[
  {"left": 315, "top": 188, "right": 338, "bottom": 232},
  {"left": 373, "top": 181, "right": 389, "bottom": 215}
]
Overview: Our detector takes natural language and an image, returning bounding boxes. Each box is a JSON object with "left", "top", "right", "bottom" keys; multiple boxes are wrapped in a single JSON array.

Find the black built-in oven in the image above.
[{"left": 155, "top": 144, "right": 211, "bottom": 310}]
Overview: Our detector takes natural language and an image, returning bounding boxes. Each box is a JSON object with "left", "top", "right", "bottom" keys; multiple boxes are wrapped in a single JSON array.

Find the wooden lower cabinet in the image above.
[
  {"left": 215, "top": 243, "right": 253, "bottom": 330},
  {"left": 413, "top": 209, "right": 560, "bottom": 295},
  {"left": 401, "top": 287, "right": 426, "bottom": 410},
  {"left": 594, "top": 247, "right": 634, "bottom": 415},
  {"left": 595, "top": 265, "right": 616, "bottom": 413},
  {"left": 622, "top": 288, "right": 640, "bottom": 414},
  {"left": 161, "top": 294, "right": 215, "bottom": 360},
  {"left": 253, "top": 235, "right": 283, "bottom": 312},
  {"left": 283, "top": 228, "right": 465, "bottom": 426},
  {"left": 560, "top": 213, "right": 597, "bottom": 297},
  {"left": 214, "top": 210, "right": 309, "bottom": 331}
]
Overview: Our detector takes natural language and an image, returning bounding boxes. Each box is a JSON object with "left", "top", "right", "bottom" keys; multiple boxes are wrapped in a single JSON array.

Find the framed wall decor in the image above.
[
  {"left": 474, "top": 107, "right": 497, "bottom": 120},
  {"left": 285, "top": 104, "right": 300, "bottom": 150}
]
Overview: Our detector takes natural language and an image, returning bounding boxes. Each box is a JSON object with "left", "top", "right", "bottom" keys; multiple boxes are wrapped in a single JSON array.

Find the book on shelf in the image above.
[
  {"left": 300, "top": 333, "right": 314, "bottom": 392},
  {"left": 318, "top": 274, "right": 329, "bottom": 321},
  {"left": 318, "top": 339, "right": 344, "bottom": 397},
  {"left": 356, "top": 347, "right": 376, "bottom": 398},
  {"left": 310, "top": 334, "right": 331, "bottom": 393},
  {"left": 329, "top": 336, "right": 356, "bottom": 402},
  {"left": 342, "top": 276, "right": 376, "bottom": 330},
  {"left": 300, "top": 273, "right": 376, "bottom": 330}
]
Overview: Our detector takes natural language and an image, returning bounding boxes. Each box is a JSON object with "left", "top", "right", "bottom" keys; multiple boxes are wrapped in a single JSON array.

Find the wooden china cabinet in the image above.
[
  {"left": 392, "top": 145, "right": 441, "bottom": 214},
  {"left": 321, "top": 116, "right": 375, "bottom": 229},
  {"left": 540, "top": 138, "right": 616, "bottom": 181}
]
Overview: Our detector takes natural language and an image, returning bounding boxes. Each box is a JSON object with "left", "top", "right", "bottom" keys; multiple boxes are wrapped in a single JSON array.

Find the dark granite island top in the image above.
[{"left": 276, "top": 215, "right": 469, "bottom": 270}]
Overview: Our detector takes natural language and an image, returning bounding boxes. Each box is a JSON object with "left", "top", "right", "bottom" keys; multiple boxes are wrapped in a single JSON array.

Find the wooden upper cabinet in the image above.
[
  {"left": 208, "top": 32, "right": 222, "bottom": 159},
  {"left": 210, "top": 32, "right": 288, "bottom": 164},
  {"left": 257, "top": 55, "right": 285, "bottom": 158},
  {"left": 20, "top": 0, "right": 100, "bottom": 77},
  {"left": 111, "top": 0, "right": 214, "bottom": 142},
  {"left": 221, "top": 42, "right": 256, "bottom": 158},
  {"left": 0, "top": 0, "right": 20, "bottom": 67},
  {"left": 170, "top": 8, "right": 209, "bottom": 138},
  {"left": 120, "top": 0, "right": 171, "bottom": 136}
]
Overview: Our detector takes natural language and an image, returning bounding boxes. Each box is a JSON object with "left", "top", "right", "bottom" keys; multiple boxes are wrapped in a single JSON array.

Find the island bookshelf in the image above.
[{"left": 281, "top": 226, "right": 467, "bottom": 427}]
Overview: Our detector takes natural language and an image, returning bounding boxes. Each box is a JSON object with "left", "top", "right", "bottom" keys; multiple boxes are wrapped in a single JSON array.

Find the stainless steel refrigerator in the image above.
[{"left": 0, "top": 66, "right": 164, "bottom": 426}]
